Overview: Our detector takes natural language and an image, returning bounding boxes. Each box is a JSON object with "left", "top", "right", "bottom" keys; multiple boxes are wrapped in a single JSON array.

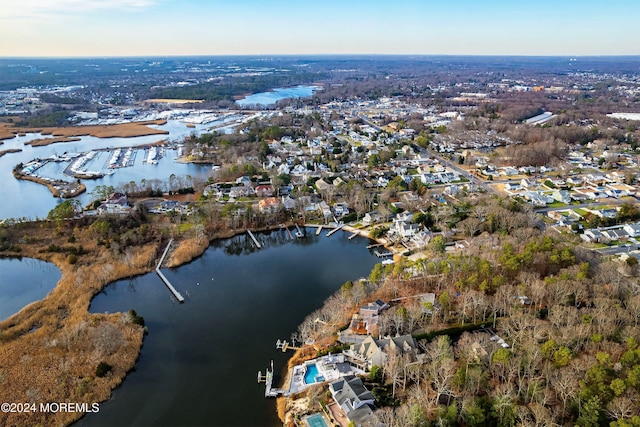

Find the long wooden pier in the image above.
[
  {"left": 156, "top": 239, "right": 185, "bottom": 303},
  {"left": 247, "top": 229, "right": 262, "bottom": 248},
  {"left": 284, "top": 225, "right": 294, "bottom": 240}
]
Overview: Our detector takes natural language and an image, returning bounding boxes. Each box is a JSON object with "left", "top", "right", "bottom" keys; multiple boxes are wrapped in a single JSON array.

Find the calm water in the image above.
[
  {"left": 80, "top": 229, "right": 379, "bottom": 427},
  {"left": 0, "top": 257, "right": 61, "bottom": 321},
  {"left": 236, "top": 86, "right": 319, "bottom": 107},
  {"left": 0, "top": 120, "right": 213, "bottom": 220}
]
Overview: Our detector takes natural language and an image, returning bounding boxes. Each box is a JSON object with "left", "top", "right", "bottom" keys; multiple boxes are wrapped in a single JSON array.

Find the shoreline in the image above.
[
  {"left": 0, "top": 220, "right": 294, "bottom": 426},
  {"left": 0, "top": 120, "right": 169, "bottom": 142},
  {"left": 0, "top": 219, "right": 373, "bottom": 426},
  {"left": 12, "top": 169, "right": 87, "bottom": 198}
]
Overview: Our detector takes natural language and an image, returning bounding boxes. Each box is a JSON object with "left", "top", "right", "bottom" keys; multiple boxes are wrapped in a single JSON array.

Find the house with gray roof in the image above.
[
  {"left": 345, "top": 334, "right": 418, "bottom": 371},
  {"left": 329, "top": 375, "right": 378, "bottom": 427}
]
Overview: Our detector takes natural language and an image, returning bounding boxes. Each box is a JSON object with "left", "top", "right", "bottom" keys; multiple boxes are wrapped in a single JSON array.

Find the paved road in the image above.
[
  {"left": 534, "top": 199, "right": 630, "bottom": 213},
  {"left": 411, "top": 145, "right": 495, "bottom": 193}
]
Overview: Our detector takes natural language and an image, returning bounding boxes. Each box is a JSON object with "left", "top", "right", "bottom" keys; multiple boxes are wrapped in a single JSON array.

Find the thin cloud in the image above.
[{"left": 1, "top": 0, "right": 155, "bottom": 20}]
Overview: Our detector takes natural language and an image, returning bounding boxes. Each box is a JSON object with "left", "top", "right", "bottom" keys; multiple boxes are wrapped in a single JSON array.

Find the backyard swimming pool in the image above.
[
  {"left": 304, "top": 413, "right": 329, "bottom": 427},
  {"left": 304, "top": 363, "right": 323, "bottom": 384}
]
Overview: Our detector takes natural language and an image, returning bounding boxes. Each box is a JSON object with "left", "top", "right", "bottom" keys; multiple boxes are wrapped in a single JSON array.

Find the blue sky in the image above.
[{"left": 1, "top": 0, "right": 638, "bottom": 57}]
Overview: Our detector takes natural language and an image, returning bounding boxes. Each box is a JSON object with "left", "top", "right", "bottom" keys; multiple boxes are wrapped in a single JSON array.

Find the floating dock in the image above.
[
  {"left": 315, "top": 226, "right": 322, "bottom": 235},
  {"left": 156, "top": 239, "right": 184, "bottom": 303},
  {"left": 247, "top": 229, "right": 262, "bottom": 248}
]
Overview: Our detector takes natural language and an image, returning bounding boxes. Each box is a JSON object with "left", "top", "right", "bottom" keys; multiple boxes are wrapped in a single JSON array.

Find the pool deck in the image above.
[{"left": 288, "top": 353, "right": 365, "bottom": 395}]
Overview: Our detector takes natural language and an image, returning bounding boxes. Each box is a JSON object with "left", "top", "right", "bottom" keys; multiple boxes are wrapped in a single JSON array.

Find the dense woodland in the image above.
[{"left": 289, "top": 195, "right": 640, "bottom": 427}]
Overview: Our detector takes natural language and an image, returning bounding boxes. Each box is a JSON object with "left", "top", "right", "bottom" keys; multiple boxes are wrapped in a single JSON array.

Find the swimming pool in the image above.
[
  {"left": 304, "top": 413, "right": 329, "bottom": 427},
  {"left": 304, "top": 363, "right": 320, "bottom": 384}
]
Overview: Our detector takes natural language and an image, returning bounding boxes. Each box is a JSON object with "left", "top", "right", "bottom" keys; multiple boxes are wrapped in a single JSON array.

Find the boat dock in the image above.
[
  {"left": 276, "top": 339, "right": 300, "bottom": 352},
  {"left": 374, "top": 249, "right": 393, "bottom": 258},
  {"left": 156, "top": 239, "right": 184, "bottom": 303},
  {"left": 294, "top": 223, "right": 304, "bottom": 238},
  {"left": 258, "top": 360, "right": 285, "bottom": 398},
  {"left": 283, "top": 225, "right": 294, "bottom": 240},
  {"left": 366, "top": 243, "right": 384, "bottom": 249},
  {"left": 326, "top": 223, "right": 344, "bottom": 237},
  {"left": 315, "top": 226, "right": 322, "bottom": 235},
  {"left": 348, "top": 232, "right": 359, "bottom": 240},
  {"left": 247, "top": 229, "right": 262, "bottom": 248}
]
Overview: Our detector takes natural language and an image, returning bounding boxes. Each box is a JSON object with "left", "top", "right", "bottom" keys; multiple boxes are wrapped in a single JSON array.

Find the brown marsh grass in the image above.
[{"left": 0, "top": 120, "right": 169, "bottom": 142}]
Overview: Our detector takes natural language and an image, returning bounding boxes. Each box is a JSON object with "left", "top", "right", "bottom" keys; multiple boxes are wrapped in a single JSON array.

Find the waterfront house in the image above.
[
  {"left": 362, "top": 212, "right": 380, "bottom": 225},
  {"left": 389, "top": 219, "right": 420, "bottom": 239},
  {"left": 345, "top": 334, "right": 418, "bottom": 371},
  {"left": 97, "top": 192, "right": 130, "bottom": 215},
  {"left": 333, "top": 203, "right": 349, "bottom": 217},
  {"left": 344, "top": 299, "right": 391, "bottom": 337},
  {"left": 281, "top": 195, "right": 297, "bottom": 211},
  {"left": 328, "top": 375, "right": 378, "bottom": 427},
  {"left": 258, "top": 197, "right": 281, "bottom": 214}
]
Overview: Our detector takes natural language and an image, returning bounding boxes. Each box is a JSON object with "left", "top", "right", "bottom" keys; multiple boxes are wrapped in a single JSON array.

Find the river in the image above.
[
  {"left": 78, "top": 229, "right": 379, "bottom": 427},
  {"left": 0, "top": 257, "right": 61, "bottom": 321}
]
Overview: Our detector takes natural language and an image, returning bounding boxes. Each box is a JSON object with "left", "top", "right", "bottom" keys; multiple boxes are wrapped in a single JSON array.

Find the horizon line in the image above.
[{"left": 2, "top": 53, "right": 640, "bottom": 60}]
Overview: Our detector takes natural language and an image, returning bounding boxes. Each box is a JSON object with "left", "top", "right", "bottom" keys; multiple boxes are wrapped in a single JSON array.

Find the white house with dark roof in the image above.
[
  {"left": 623, "top": 223, "right": 640, "bottom": 238},
  {"left": 98, "top": 192, "right": 130, "bottom": 215}
]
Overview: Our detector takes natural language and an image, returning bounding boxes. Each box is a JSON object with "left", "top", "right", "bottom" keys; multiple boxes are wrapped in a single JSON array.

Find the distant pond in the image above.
[
  {"left": 236, "top": 85, "right": 320, "bottom": 107},
  {"left": 0, "top": 257, "right": 61, "bottom": 321}
]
